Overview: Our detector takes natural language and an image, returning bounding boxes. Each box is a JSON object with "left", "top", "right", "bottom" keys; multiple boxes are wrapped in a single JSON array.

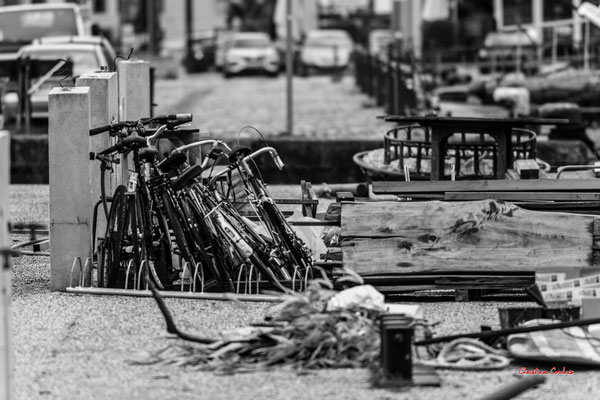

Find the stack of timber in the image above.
[
  {"left": 338, "top": 199, "right": 600, "bottom": 295},
  {"left": 371, "top": 179, "right": 600, "bottom": 215}
]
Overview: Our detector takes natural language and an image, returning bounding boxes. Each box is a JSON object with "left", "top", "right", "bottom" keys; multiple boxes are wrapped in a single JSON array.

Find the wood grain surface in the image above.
[{"left": 341, "top": 200, "right": 598, "bottom": 275}]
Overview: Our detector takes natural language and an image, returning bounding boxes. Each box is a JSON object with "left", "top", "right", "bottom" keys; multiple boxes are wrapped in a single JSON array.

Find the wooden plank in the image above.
[
  {"left": 357, "top": 274, "right": 534, "bottom": 286},
  {"left": 514, "top": 159, "right": 540, "bottom": 179},
  {"left": 372, "top": 179, "right": 600, "bottom": 195},
  {"left": 445, "top": 192, "right": 600, "bottom": 202},
  {"left": 341, "top": 200, "right": 597, "bottom": 275}
]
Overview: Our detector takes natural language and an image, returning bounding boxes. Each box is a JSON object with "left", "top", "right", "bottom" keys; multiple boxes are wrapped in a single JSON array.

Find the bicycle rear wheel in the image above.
[
  {"left": 161, "top": 190, "right": 199, "bottom": 288},
  {"left": 130, "top": 191, "right": 171, "bottom": 290}
]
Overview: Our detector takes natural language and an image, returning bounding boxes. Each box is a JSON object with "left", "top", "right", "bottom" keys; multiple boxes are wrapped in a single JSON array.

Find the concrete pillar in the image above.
[
  {"left": 117, "top": 60, "right": 150, "bottom": 121},
  {"left": 0, "top": 131, "right": 12, "bottom": 400},
  {"left": 117, "top": 60, "right": 150, "bottom": 183},
  {"left": 76, "top": 71, "right": 119, "bottom": 211},
  {"left": 48, "top": 87, "right": 91, "bottom": 291}
]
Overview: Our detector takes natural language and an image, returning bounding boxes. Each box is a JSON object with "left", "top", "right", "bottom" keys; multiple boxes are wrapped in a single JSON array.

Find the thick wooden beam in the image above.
[
  {"left": 372, "top": 179, "right": 600, "bottom": 194},
  {"left": 341, "top": 200, "right": 598, "bottom": 275},
  {"left": 444, "top": 192, "right": 600, "bottom": 202}
]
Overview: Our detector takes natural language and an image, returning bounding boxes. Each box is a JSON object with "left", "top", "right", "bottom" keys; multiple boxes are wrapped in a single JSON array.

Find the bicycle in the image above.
[
  {"left": 210, "top": 146, "right": 313, "bottom": 290},
  {"left": 90, "top": 114, "right": 193, "bottom": 290}
]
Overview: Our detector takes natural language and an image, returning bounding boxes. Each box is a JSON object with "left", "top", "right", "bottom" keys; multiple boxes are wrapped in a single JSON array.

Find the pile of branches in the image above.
[{"left": 133, "top": 272, "right": 384, "bottom": 373}]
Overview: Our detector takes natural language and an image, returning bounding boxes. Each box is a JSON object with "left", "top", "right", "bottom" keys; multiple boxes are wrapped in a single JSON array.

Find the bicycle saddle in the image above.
[
  {"left": 139, "top": 146, "right": 159, "bottom": 163},
  {"left": 121, "top": 135, "right": 148, "bottom": 150},
  {"left": 228, "top": 146, "right": 252, "bottom": 163},
  {"left": 157, "top": 149, "right": 187, "bottom": 173},
  {"left": 171, "top": 164, "right": 203, "bottom": 192}
]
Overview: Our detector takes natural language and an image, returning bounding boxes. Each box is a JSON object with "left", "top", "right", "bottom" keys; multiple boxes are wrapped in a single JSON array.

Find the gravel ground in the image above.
[
  {"left": 7, "top": 66, "right": 599, "bottom": 399},
  {"left": 7, "top": 184, "right": 599, "bottom": 400}
]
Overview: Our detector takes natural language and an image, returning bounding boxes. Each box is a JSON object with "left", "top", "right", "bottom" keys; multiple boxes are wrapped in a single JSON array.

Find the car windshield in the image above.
[
  {"left": 0, "top": 9, "right": 78, "bottom": 42},
  {"left": 306, "top": 34, "right": 352, "bottom": 48},
  {"left": 232, "top": 37, "right": 270, "bottom": 48},
  {"left": 23, "top": 49, "right": 98, "bottom": 77}
]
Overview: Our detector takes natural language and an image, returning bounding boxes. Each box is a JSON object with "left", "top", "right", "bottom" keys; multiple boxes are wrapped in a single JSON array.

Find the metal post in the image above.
[
  {"left": 285, "top": 0, "right": 293, "bottom": 136},
  {"left": 585, "top": 19, "right": 590, "bottom": 71},
  {"left": 185, "top": 0, "right": 193, "bottom": 61},
  {"left": 147, "top": 0, "right": 157, "bottom": 55},
  {"left": 0, "top": 131, "right": 13, "bottom": 400}
]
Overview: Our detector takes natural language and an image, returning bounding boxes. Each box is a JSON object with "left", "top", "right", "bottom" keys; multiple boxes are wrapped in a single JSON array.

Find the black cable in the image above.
[
  {"left": 54, "top": 58, "right": 72, "bottom": 88},
  {"left": 113, "top": 48, "right": 134, "bottom": 72}
]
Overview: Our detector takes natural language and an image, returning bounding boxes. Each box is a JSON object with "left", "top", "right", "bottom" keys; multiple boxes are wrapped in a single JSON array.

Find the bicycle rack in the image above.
[
  {"left": 236, "top": 264, "right": 245, "bottom": 294},
  {"left": 193, "top": 262, "right": 204, "bottom": 293},
  {"left": 180, "top": 262, "right": 191, "bottom": 292},
  {"left": 137, "top": 260, "right": 147, "bottom": 291},
  {"left": 69, "top": 257, "right": 92, "bottom": 288},
  {"left": 124, "top": 260, "right": 136, "bottom": 290},
  {"left": 292, "top": 265, "right": 300, "bottom": 292}
]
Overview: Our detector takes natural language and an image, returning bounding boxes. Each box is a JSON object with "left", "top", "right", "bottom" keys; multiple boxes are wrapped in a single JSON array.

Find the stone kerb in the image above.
[
  {"left": 48, "top": 87, "right": 92, "bottom": 291},
  {"left": 0, "top": 131, "right": 13, "bottom": 400}
]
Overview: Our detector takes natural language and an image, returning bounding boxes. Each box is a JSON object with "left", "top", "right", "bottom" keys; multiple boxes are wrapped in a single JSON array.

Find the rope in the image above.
[{"left": 417, "top": 338, "right": 511, "bottom": 371}]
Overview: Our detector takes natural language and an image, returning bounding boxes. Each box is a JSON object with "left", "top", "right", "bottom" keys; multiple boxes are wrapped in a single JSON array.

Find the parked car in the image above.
[
  {"left": 0, "top": 3, "right": 87, "bottom": 114},
  {"left": 2, "top": 41, "right": 110, "bottom": 122},
  {"left": 184, "top": 30, "right": 217, "bottom": 73},
  {"left": 215, "top": 30, "right": 235, "bottom": 71},
  {"left": 223, "top": 32, "right": 280, "bottom": 78},
  {"left": 32, "top": 35, "right": 116, "bottom": 69},
  {"left": 298, "top": 29, "right": 354, "bottom": 76}
]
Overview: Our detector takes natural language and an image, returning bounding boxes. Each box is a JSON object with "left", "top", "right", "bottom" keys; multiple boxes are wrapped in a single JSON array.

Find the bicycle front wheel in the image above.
[{"left": 98, "top": 185, "right": 128, "bottom": 288}]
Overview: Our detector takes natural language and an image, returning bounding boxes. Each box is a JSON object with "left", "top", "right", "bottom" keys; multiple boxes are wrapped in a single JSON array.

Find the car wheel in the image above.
[{"left": 223, "top": 70, "right": 233, "bottom": 79}]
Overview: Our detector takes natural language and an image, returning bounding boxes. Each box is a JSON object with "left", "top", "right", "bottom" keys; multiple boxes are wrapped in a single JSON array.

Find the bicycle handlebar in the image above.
[
  {"left": 240, "top": 147, "right": 285, "bottom": 171},
  {"left": 89, "top": 121, "right": 137, "bottom": 136},
  {"left": 209, "top": 146, "right": 285, "bottom": 187},
  {"left": 89, "top": 114, "right": 193, "bottom": 136},
  {"left": 98, "top": 135, "right": 147, "bottom": 156}
]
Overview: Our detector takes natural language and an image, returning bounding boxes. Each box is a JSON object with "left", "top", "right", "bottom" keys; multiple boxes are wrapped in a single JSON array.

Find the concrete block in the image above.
[
  {"left": 117, "top": 60, "right": 150, "bottom": 183},
  {"left": 117, "top": 60, "right": 150, "bottom": 121},
  {"left": 48, "top": 87, "right": 91, "bottom": 291},
  {"left": 0, "top": 131, "right": 13, "bottom": 400},
  {"left": 76, "top": 72, "right": 119, "bottom": 241}
]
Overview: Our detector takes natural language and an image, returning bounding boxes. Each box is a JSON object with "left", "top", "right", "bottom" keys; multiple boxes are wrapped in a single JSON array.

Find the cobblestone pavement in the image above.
[{"left": 154, "top": 71, "right": 390, "bottom": 140}]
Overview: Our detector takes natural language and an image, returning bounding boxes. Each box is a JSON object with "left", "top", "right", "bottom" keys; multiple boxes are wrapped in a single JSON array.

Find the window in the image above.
[
  {"left": 502, "top": 0, "right": 533, "bottom": 26},
  {"left": 543, "top": 0, "right": 572, "bottom": 22}
]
